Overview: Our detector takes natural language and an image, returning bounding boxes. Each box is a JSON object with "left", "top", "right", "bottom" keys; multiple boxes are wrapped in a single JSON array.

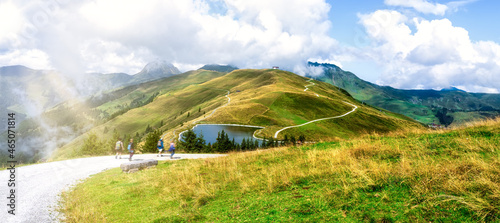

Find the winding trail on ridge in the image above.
[
  {"left": 273, "top": 78, "right": 358, "bottom": 138},
  {"left": 173, "top": 78, "right": 358, "bottom": 140}
]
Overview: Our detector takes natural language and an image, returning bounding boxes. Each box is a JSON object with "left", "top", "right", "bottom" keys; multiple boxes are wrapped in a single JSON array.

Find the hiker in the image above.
[
  {"left": 168, "top": 141, "right": 175, "bottom": 159},
  {"left": 157, "top": 138, "right": 164, "bottom": 157},
  {"left": 115, "top": 138, "right": 124, "bottom": 159},
  {"left": 128, "top": 138, "right": 134, "bottom": 161}
]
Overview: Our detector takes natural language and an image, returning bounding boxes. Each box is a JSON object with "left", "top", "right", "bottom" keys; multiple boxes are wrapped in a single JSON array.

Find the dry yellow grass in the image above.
[{"left": 61, "top": 118, "right": 499, "bottom": 222}]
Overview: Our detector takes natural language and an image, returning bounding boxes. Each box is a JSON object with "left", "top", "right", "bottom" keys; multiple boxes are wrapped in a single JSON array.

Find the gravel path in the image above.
[
  {"left": 0, "top": 153, "right": 225, "bottom": 223},
  {"left": 274, "top": 79, "right": 358, "bottom": 138}
]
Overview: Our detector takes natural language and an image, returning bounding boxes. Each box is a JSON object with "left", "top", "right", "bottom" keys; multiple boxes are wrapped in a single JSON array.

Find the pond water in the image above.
[{"left": 188, "top": 124, "right": 264, "bottom": 144}]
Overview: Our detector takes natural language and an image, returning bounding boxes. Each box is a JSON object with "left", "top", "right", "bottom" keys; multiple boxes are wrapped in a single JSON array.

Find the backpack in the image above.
[{"left": 115, "top": 141, "right": 122, "bottom": 149}]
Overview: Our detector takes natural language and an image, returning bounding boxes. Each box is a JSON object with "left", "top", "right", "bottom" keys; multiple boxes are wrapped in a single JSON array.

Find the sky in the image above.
[{"left": 0, "top": 0, "right": 499, "bottom": 93}]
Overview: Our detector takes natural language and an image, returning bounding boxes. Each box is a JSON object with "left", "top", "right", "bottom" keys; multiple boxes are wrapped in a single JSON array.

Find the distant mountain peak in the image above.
[
  {"left": 440, "top": 86, "right": 466, "bottom": 92},
  {"left": 307, "top": 61, "right": 341, "bottom": 71},
  {"left": 131, "top": 60, "right": 181, "bottom": 83},
  {"left": 0, "top": 65, "right": 35, "bottom": 76},
  {"left": 140, "top": 60, "right": 179, "bottom": 74}
]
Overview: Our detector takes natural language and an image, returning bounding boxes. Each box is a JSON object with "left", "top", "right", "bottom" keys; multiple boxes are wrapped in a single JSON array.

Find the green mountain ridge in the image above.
[
  {"left": 307, "top": 62, "right": 500, "bottom": 126},
  {"left": 50, "top": 68, "right": 422, "bottom": 160}
]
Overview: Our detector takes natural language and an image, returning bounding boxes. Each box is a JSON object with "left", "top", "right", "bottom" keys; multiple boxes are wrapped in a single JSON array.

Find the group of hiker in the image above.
[
  {"left": 156, "top": 138, "right": 176, "bottom": 159},
  {"left": 114, "top": 137, "right": 175, "bottom": 161}
]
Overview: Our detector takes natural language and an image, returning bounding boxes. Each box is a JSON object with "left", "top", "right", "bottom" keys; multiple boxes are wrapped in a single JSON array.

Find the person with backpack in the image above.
[
  {"left": 168, "top": 140, "right": 176, "bottom": 159},
  {"left": 115, "top": 138, "right": 124, "bottom": 159},
  {"left": 128, "top": 138, "right": 135, "bottom": 161},
  {"left": 157, "top": 138, "right": 164, "bottom": 157}
]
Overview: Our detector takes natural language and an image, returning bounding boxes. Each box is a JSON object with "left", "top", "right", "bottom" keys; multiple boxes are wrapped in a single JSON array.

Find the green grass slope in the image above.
[
  {"left": 50, "top": 70, "right": 227, "bottom": 160},
  {"left": 308, "top": 62, "right": 500, "bottom": 127},
  {"left": 61, "top": 118, "right": 500, "bottom": 222},
  {"left": 199, "top": 69, "right": 421, "bottom": 140},
  {"left": 51, "top": 69, "right": 421, "bottom": 160}
]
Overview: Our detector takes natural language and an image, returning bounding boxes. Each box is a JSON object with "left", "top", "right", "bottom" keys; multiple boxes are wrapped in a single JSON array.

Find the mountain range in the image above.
[
  {"left": 51, "top": 68, "right": 421, "bottom": 160},
  {"left": 0, "top": 61, "right": 180, "bottom": 123},
  {"left": 2, "top": 60, "right": 500, "bottom": 163},
  {"left": 306, "top": 62, "right": 500, "bottom": 126}
]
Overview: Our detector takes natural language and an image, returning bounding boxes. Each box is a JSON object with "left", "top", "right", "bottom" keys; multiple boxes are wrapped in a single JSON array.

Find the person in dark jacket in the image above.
[
  {"left": 128, "top": 138, "right": 134, "bottom": 161},
  {"left": 168, "top": 141, "right": 175, "bottom": 159},
  {"left": 157, "top": 138, "right": 164, "bottom": 157}
]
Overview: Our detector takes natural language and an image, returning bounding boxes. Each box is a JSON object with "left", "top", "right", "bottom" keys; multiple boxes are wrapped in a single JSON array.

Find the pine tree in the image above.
[
  {"left": 143, "top": 129, "right": 162, "bottom": 153},
  {"left": 214, "top": 130, "right": 233, "bottom": 153},
  {"left": 180, "top": 129, "right": 197, "bottom": 152},
  {"left": 241, "top": 138, "right": 247, "bottom": 151},
  {"left": 290, "top": 135, "right": 296, "bottom": 146},
  {"left": 81, "top": 132, "right": 105, "bottom": 155},
  {"left": 195, "top": 131, "right": 206, "bottom": 152},
  {"left": 206, "top": 142, "right": 212, "bottom": 153},
  {"left": 298, "top": 135, "right": 306, "bottom": 144},
  {"left": 253, "top": 139, "right": 260, "bottom": 149},
  {"left": 268, "top": 137, "right": 275, "bottom": 148},
  {"left": 145, "top": 124, "right": 152, "bottom": 134},
  {"left": 232, "top": 138, "right": 236, "bottom": 150}
]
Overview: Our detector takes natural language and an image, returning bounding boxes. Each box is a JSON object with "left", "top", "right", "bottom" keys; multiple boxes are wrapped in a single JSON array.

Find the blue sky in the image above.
[
  {"left": 328, "top": 0, "right": 500, "bottom": 43},
  {"left": 0, "top": 0, "right": 499, "bottom": 93},
  {"left": 324, "top": 0, "right": 500, "bottom": 92}
]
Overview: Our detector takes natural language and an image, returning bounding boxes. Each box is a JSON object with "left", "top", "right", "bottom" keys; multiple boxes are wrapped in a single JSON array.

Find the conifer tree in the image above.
[
  {"left": 143, "top": 129, "right": 162, "bottom": 153},
  {"left": 195, "top": 131, "right": 206, "bottom": 152},
  {"left": 291, "top": 135, "right": 296, "bottom": 146},
  {"left": 180, "top": 129, "right": 197, "bottom": 152}
]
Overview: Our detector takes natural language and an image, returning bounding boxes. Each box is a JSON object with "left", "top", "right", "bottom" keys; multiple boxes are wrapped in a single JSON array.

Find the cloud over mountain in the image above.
[
  {"left": 0, "top": 0, "right": 337, "bottom": 75},
  {"left": 0, "top": 0, "right": 498, "bottom": 93},
  {"left": 358, "top": 9, "right": 500, "bottom": 93}
]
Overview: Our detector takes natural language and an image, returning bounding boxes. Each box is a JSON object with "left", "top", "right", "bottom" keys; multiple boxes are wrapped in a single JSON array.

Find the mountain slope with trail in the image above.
[{"left": 51, "top": 68, "right": 422, "bottom": 160}]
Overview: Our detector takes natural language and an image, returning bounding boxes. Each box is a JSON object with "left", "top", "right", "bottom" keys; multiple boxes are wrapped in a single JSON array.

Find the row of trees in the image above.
[
  {"left": 179, "top": 129, "right": 264, "bottom": 153},
  {"left": 81, "top": 126, "right": 307, "bottom": 155},
  {"left": 178, "top": 129, "right": 306, "bottom": 153}
]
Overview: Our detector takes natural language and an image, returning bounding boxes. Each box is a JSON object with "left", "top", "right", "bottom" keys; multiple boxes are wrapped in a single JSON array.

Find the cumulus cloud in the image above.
[
  {"left": 0, "top": 0, "right": 337, "bottom": 75},
  {"left": 0, "top": 48, "right": 52, "bottom": 69},
  {"left": 358, "top": 10, "right": 500, "bottom": 93}
]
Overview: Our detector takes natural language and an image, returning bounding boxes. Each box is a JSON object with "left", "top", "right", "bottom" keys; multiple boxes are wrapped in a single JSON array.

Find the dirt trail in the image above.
[
  {"left": 0, "top": 154, "right": 224, "bottom": 222},
  {"left": 273, "top": 79, "right": 358, "bottom": 138}
]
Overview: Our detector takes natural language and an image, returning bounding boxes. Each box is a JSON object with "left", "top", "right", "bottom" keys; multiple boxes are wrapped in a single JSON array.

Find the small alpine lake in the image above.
[{"left": 186, "top": 124, "right": 264, "bottom": 144}]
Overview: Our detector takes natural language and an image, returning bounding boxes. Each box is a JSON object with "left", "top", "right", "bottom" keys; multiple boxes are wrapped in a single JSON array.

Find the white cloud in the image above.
[
  {"left": 358, "top": 10, "right": 500, "bottom": 93},
  {"left": 79, "top": 39, "right": 153, "bottom": 74},
  {"left": 0, "top": 49, "right": 52, "bottom": 69},
  {"left": 385, "top": 0, "right": 448, "bottom": 15},
  {"left": 0, "top": 0, "right": 337, "bottom": 76},
  {"left": 0, "top": 1, "right": 25, "bottom": 47}
]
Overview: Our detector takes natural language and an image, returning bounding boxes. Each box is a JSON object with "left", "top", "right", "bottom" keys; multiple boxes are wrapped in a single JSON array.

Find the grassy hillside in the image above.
[
  {"left": 49, "top": 70, "right": 227, "bottom": 160},
  {"left": 51, "top": 69, "right": 422, "bottom": 160},
  {"left": 60, "top": 118, "right": 500, "bottom": 222},
  {"left": 195, "top": 69, "right": 421, "bottom": 139},
  {"left": 308, "top": 62, "right": 500, "bottom": 126}
]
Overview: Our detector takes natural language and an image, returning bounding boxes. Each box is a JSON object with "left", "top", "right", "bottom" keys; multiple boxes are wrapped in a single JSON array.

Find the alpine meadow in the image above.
[{"left": 2, "top": 0, "right": 500, "bottom": 222}]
